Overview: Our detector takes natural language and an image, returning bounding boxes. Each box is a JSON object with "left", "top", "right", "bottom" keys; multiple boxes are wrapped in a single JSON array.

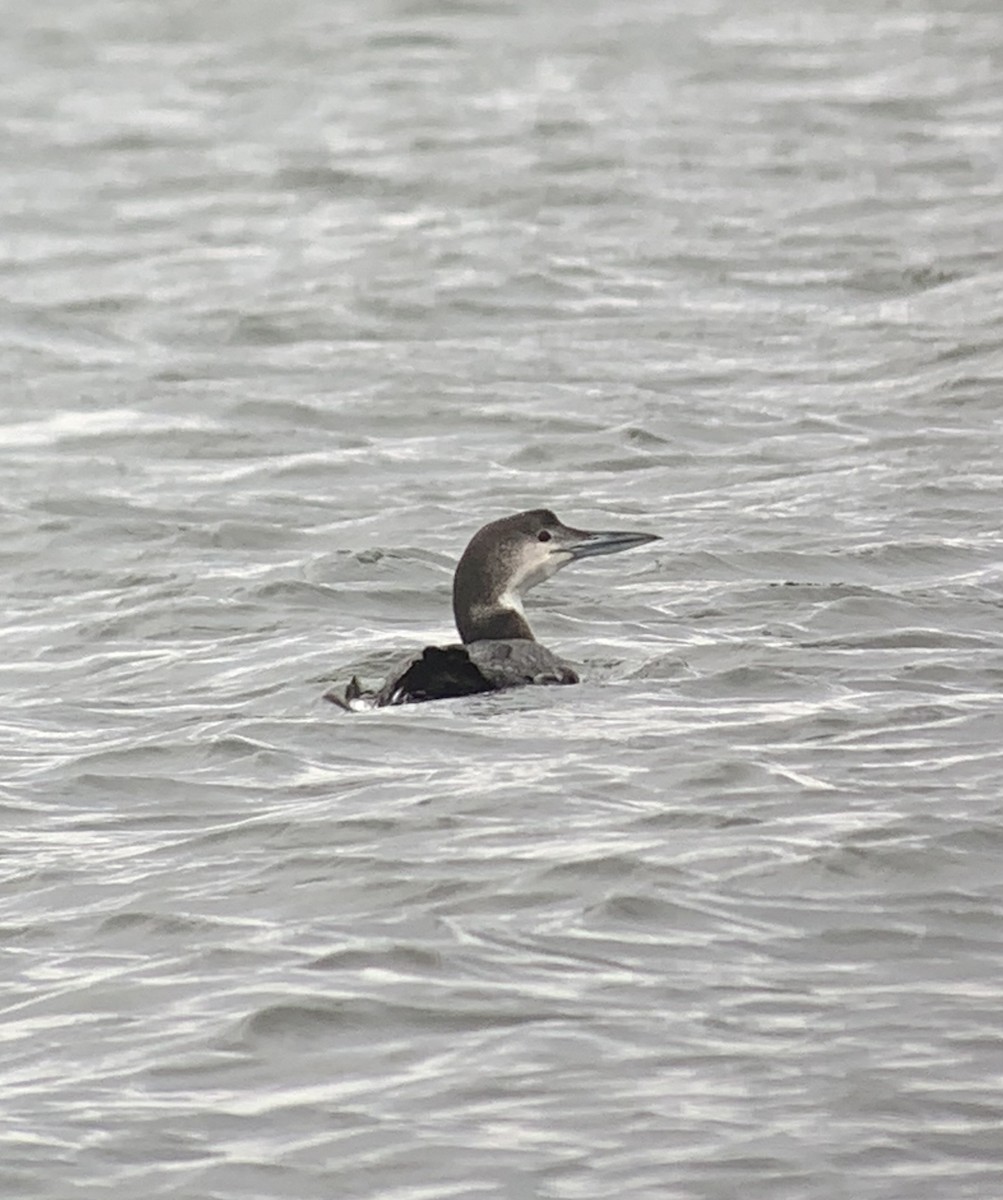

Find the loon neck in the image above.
[
  {"left": 455, "top": 602, "right": 535, "bottom": 644},
  {"left": 452, "top": 526, "right": 541, "bottom": 644}
]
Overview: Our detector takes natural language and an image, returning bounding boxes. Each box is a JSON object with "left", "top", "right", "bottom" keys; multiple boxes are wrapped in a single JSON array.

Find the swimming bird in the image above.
[{"left": 326, "top": 508, "right": 658, "bottom": 710}]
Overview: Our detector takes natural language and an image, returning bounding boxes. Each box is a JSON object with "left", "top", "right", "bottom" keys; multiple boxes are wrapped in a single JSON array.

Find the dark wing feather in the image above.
[
  {"left": 325, "top": 645, "right": 496, "bottom": 709},
  {"left": 326, "top": 640, "right": 578, "bottom": 711},
  {"left": 376, "top": 645, "right": 496, "bottom": 705}
]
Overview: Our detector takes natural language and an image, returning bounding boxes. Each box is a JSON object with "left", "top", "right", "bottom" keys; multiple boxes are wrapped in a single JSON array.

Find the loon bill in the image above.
[{"left": 326, "top": 508, "right": 659, "bottom": 710}]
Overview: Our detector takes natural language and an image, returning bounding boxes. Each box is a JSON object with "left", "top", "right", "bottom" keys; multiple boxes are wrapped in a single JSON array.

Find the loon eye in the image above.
[{"left": 538, "top": 530, "right": 552, "bottom": 543}]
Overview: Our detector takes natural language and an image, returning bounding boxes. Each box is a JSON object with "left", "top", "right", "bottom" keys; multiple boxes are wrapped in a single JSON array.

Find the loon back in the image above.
[{"left": 329, "top": 640, "right": 580, "bottom": 711}]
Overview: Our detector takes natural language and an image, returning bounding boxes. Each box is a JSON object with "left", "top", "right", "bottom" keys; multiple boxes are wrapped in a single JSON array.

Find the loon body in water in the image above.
[{"left": 327, "top": 508, "right": 658, "bottom": 710}]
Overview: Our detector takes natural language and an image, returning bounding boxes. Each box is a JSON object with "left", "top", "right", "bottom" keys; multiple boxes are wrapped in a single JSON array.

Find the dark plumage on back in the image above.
[{"left": 326, "top": 508, "right": 657, "bottom": 710}]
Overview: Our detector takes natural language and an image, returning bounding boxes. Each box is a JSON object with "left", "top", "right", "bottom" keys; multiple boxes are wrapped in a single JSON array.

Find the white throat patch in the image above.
[{"left": 495, "top": 588, "right": 526, "bottom": 615}]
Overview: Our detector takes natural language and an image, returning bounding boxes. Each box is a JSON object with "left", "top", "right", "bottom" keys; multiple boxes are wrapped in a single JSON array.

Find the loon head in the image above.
[{"left": 451, "top": 508, "right": 659, "bottom": 644}]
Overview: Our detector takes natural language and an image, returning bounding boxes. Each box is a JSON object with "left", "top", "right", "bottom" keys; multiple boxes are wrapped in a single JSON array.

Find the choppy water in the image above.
[{"left": 4, "top": 1, "right": 1003, "bottom": 1197}]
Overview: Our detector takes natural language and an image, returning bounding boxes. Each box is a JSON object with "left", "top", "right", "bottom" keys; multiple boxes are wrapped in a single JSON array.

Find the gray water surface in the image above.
[{"left": 4, "top": 1, "right": 1003, "bottom": 1197}]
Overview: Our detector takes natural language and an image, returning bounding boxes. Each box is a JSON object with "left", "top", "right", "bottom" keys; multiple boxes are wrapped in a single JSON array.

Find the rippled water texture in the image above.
[{"left": 4, "top": 1, "right": 1003, "bottom": 1196}]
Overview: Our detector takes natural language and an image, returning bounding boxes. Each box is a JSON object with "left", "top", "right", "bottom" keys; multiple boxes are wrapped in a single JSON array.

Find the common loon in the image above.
[{"left": 326, "top": 508, "right": 659, "bottom": 710}]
